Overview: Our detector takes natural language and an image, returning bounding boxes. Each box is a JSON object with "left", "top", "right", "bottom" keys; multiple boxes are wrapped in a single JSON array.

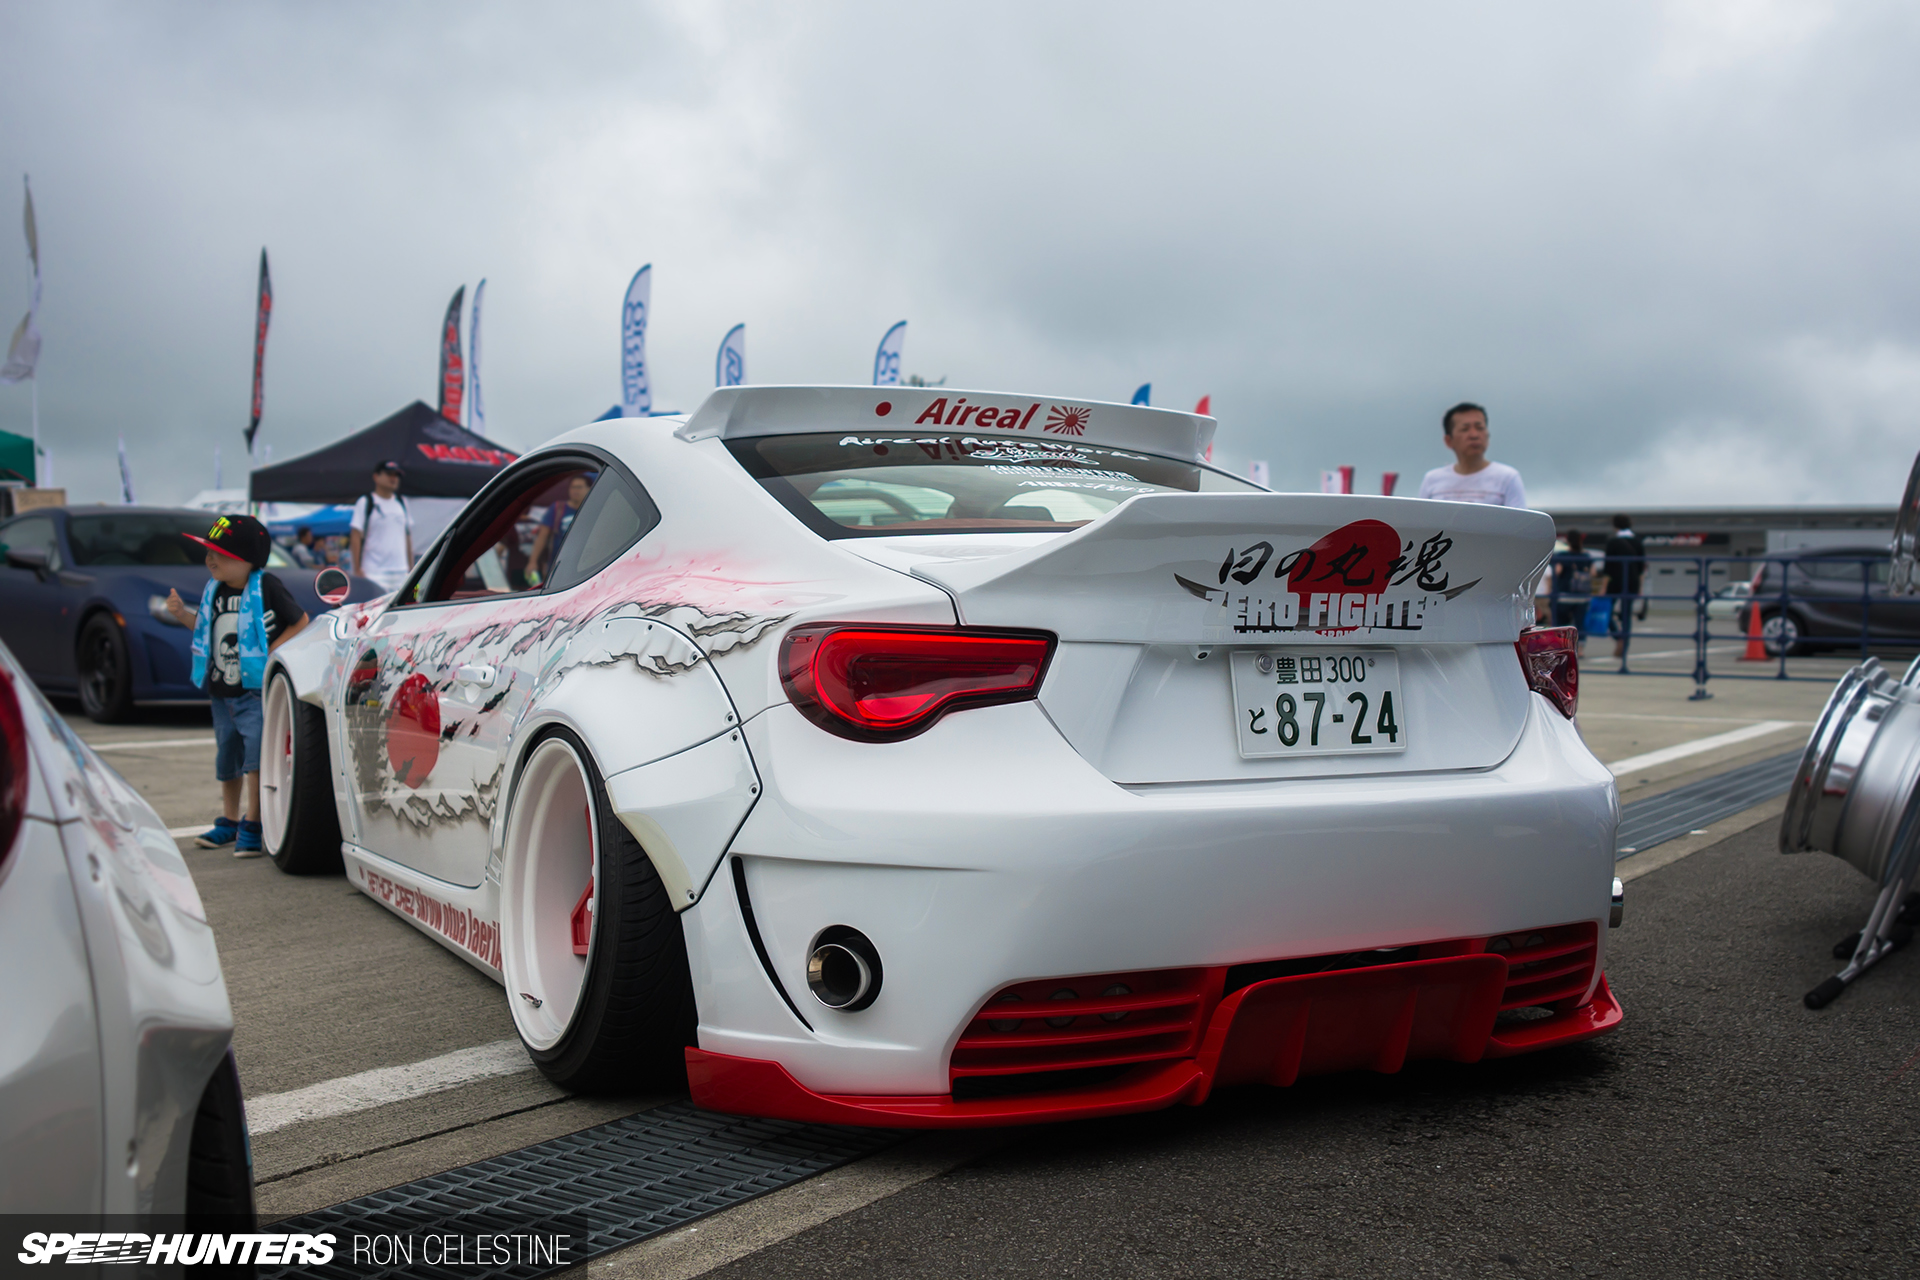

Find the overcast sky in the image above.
[{"left": 2, "top": 1, "right": 1917, "bottom": 508}]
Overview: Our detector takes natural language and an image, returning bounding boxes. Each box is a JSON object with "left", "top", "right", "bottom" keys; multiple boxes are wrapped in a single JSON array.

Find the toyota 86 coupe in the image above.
[{"left": 257, "top": 385, "right": 1622, "bottom": 1127}]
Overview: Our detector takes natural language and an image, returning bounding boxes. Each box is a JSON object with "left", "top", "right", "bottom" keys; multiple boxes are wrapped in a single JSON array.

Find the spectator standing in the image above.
[
  {"left": 287, "top": 525, "right": 319, "bottom": 568},
  {"left": 1603, "top": 514, "right": 1647, "bottom": 658},
  {"left": 348, "top": 460, "right": 415, "bottom": 592},
  {"left": 1552, "top": 530, "right": 1594, "bottom": 649},
  {"left": 524, "top": 473, "right": 594, "bottom": 586},
  {"left": 1418, "top": 403, "right": 1528, "bottom": 507},
  {"left": 163, "top": 515, "right": 309, "bottom": 857}
]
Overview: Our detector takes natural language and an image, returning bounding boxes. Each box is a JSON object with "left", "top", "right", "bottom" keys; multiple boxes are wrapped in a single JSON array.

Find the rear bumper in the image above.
[{"left": 688, "top": 970, "right": 1623, "bottom": 1128}]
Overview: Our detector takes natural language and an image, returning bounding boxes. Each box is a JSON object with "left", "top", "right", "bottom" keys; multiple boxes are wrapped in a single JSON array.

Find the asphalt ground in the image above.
[{"left": 53, "top": 654, "right": 1920, "bottom": 1273}]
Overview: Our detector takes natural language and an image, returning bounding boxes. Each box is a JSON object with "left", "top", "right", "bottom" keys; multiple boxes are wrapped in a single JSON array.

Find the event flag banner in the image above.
[
  {"left": 117, "top": 435, "right": 135, "bottom": 504},
  {"left": 468, "top": 278, "right": 486, "bottom": 434},
  {"left": 244, "top": 247, "right": 272, "bottom": 453},
  {"left": 438, "top": 285, "right": 466, "bottom": 424},
  {"left": 1131, "top": 384, "right": 1151, "bottom": 406},
  {"left": 1, "top": 175, "right": 42, "bottom": 426},
  {"left": 872, "top": 320, "right": 905, "bottom": 386},
  {"left": 621, "top": 265, "right": 651, "bottom": 417},
  {"left": 716, "top": 322, "right": 745, "bottom": 387}
]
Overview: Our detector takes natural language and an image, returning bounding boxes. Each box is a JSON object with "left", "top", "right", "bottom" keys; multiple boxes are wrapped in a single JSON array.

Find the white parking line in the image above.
[
  {"left": 244, "top": 1040, "right": 533, "bottom": 1135},
  {"left": 1606, "top": 721, "right": 1799, "bottom": 777},
  {"left": 168, "top": 825, "right": 208, "bottom": 839},
  {"left": 89, "top": 736, "right": 216, "bottom": 752}
]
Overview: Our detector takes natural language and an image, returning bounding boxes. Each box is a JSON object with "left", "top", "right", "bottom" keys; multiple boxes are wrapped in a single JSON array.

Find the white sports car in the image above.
[{"left": 262, "top": 386, "right": 1621, "bottom": 1127}]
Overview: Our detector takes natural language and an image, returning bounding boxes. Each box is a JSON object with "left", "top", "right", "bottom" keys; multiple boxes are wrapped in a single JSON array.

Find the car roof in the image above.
[{"left": 675, "top": 385, "right": 1218, "bottom": 464}]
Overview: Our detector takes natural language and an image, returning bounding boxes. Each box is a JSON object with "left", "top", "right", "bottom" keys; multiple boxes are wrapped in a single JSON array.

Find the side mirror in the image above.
[
  {"left": 5, "top": 547, "right": 49, "bottom": 577},
  {"left": 314, "top": 567, "right": 352, "bottom": 606}
]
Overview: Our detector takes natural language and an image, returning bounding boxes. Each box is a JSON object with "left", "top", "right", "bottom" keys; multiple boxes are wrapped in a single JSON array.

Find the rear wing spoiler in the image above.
[
  {"left": 676, "top": 385, "right": 1217, "bottom": 464},
  {"left": 911, "top": 492, "right": 1555, "bottom": 645}
]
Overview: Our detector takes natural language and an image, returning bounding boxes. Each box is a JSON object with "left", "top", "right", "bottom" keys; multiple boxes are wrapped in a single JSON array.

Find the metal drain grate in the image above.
[
  {"left": 261, "top": 1100, "right": 905, "bottom": 1280},
  {"left": 1616, "top": 749, "right": 1800, "bottom": 857}
]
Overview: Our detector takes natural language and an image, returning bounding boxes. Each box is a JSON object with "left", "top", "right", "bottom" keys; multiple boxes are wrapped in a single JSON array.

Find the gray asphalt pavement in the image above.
[{"left": 697, "top": 823, "right": 1920, "bottom": 1279}]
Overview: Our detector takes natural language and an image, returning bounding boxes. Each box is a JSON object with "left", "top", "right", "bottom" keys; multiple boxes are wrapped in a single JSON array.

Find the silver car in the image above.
[{"left": 0, "top": 637, "right": 251, "bottom": 1220}]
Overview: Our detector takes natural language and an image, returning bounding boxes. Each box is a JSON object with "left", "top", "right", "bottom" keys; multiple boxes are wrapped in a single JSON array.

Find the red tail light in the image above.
[
  {"left": 0, "top": 665, "right": 29, "bottom": 868},
  {"left": 779, "top": 624, "right": 1056, "bottom": 741},
  {"left": 1515, "top": 626, "right": 1578, "bottom": 718}
]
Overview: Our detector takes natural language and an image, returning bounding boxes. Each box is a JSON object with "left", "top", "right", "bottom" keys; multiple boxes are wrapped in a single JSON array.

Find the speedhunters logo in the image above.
[{"left": 13, "top": 1228, "right": 574, "bottom": 1272}]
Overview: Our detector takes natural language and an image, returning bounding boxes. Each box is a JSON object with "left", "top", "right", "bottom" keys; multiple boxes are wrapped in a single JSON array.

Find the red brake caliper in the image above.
[{"left": 570, "top": 803, "right": 593, "bottom": 956}]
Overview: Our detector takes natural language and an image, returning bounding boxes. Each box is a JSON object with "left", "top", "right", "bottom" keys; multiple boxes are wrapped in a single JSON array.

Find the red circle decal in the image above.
[
  {"left": 875, "top": 401, "right": 892, "bottom": 416},
  {"left": 386, "top": 672, "right": 441, "bottom": 788}
]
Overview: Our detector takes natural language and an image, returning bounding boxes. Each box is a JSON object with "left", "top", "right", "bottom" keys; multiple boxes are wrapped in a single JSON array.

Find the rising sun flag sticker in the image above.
[{"left": 1044, "top": 405, "right": 1090, "bottom": 435}]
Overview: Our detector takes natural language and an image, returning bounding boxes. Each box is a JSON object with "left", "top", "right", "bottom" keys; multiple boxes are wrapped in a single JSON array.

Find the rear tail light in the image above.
[
  {"left": 1515, "top": 625, "right": 1578, "bottom": 718},
  {"left": 0, "top": 666, "right": 30, "bottom": 870},
  {"left": 779, "top": 624, "right": 1055, "bottom": 742}
]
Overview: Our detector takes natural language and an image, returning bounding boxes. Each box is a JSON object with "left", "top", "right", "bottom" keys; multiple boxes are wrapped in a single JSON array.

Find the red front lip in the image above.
[{"left": 687, "top": 971, "right": 1623, "bottom": 1129}]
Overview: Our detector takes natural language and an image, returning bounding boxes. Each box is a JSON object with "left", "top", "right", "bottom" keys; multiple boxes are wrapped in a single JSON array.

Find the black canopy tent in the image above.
[{"left": 248, "top": 401, "right": 519, "bottom": 503}]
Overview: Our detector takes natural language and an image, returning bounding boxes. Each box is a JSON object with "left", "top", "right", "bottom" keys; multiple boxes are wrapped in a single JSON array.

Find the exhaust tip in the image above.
[{"left": 807, "top": 928, "right": 883, "bottom": 1010}]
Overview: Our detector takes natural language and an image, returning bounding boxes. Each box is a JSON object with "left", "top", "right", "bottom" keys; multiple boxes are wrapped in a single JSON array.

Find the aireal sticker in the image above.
[
  {"left": 1173, "top": 518, "right": 1482, "bottom": 637},
  {"left": 910, "top": 397, "right": 1095, "bottom": 435}
]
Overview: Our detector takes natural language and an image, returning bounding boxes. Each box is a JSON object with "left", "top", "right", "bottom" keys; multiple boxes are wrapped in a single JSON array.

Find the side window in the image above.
[
  {"left": 414, "top": 463, "right": 599, "bottom": 604},
  {"left": 0, "top": 516, "right": 57, "bottom": 568},
  {"left": 546, "top": 469, "right": 660, "bottom": 593}
]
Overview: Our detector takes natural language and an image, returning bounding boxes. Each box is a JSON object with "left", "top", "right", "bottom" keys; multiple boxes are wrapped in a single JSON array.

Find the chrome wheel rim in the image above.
[
  {"left": 261, "top": 676, "right": 295, "bottom": 854},
  {"left": 500, "top": 737, "right": 598, "bottom": 1052}
]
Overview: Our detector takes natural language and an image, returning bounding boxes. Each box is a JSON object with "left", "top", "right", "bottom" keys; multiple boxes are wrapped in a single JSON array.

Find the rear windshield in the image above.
[
  {"left": 728, "top": 432, "right": 1261, "bottom": 538},
  {"left": 67, "top": 513, "right": 213, "bottom": 566}
]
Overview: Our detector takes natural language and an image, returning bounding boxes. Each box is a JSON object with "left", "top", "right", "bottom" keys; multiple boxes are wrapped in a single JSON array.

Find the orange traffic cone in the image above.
[{"left": 1739, "top": 596, "right": 1769, "bottom": 661}]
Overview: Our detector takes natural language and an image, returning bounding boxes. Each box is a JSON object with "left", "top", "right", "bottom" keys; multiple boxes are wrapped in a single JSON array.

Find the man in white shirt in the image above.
[
  {"left": 1417, "top": 403, "right": 1528, "bottom": 508},
  {"left": 348, "top": 460, "right": 416, "bottom": 592}
]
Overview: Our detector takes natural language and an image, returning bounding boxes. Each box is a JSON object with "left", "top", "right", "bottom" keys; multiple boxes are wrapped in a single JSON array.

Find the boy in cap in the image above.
[{"left": 164, "top": 514, "right": 310, "bottom": 856}]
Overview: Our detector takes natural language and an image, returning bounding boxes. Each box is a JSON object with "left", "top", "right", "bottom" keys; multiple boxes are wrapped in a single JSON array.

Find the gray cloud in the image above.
[{"left": 2, "top": 1, "right": 1918, "bottom": 508}]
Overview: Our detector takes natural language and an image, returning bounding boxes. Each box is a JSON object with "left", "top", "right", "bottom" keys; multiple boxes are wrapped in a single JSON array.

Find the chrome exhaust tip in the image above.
[{"left": 807, "top": 929, "right": 883, "bottom": 1010}]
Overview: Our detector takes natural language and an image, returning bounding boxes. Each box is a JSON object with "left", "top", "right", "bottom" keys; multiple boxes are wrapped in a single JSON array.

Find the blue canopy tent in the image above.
[{"left": 265, "top": 504, "right": 356, "bottom": 541}]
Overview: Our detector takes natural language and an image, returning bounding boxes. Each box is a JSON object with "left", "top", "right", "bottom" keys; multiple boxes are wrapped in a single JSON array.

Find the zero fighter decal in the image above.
[
  {"left": 346, "top": 597, "right": 789, "bottom": 831},
  {"left": 1173, "top": 519, "right": 1482, "bottom": 636}
]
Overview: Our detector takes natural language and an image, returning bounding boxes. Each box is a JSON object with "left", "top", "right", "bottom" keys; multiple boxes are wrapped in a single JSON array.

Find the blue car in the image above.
[{"left": 0, "top": 505, "right": 385, "bottom": 721}]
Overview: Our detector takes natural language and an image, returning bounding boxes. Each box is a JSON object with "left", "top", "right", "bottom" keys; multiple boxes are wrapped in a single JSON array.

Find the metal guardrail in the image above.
[{"left": 1542, "top": 553, "right": 1906, "bottom": 700}]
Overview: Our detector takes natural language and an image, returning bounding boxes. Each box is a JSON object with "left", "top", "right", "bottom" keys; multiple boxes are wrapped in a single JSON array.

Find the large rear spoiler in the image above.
[
  {"left": 911, "top": 493, "right": 1554, "bottom": 645},
  {"left": 676, "top": 385, "right": 1217, "bottom": 464}
]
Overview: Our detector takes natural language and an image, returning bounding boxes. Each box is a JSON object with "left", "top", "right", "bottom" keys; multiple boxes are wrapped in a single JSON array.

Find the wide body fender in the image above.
[{"left": 501, "top": 612, "right": 758, "bottom": 910}]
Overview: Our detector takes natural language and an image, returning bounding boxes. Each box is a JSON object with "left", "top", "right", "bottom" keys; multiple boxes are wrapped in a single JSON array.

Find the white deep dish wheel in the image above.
[
  {"left": 501, "top": 736, "right": 598, "bottom": 1052},
  {"left": 262, "top": 670, "right": 342, "bottom": 875},
  {"left": 260, "top": 675, "right": 295, "bottom": 852},
  {"left": 498, "top": 728, "right": 697, "bottom": 1091}
]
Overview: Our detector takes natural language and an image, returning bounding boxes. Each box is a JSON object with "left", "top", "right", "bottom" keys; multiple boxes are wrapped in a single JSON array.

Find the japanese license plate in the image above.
[{"left": 1228, "top": 648, "right": 1407, "bottom": 758}]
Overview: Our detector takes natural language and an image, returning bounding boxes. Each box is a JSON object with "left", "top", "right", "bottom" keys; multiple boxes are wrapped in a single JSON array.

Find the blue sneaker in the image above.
[
  {"left": 234, "top": 820, "right": 265, "bottom": 859},
  {"left": 194, "top": 817, "right": 238, "bottom": 849}
]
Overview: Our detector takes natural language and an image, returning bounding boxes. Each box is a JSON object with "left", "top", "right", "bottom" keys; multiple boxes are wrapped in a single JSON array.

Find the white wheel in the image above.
[
  {"left": 261, "top": 675, "right": 296, "bottom": 852},
  {"left": 261, "top": 671, "right": 342, "bottom": 874},
  {"left": 500, "top": 736, "right": 598, "bottom": 1052}
]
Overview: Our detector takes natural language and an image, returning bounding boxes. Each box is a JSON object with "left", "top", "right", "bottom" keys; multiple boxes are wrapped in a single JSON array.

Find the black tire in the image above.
[
  {"left": 264, "top": 672, "right": 344, "bottom": 875},
  {"left": 1761, "top": 610, "right": 1807, "bottom": 658},
  {"left": 184, "top": 1051, "right": 257, "bottom": 1227},
  {"left": 77, "top": 614, "right": 135, "bottom": 723},
  {"left": 522, "top": 728, "right": 697, "bottom": 1093}
]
